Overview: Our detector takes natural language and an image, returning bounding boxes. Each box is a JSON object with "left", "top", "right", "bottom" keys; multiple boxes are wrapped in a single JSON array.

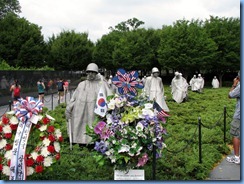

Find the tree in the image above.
[
  {"left": 0, "top": 13, "right": 46, "bottom": 67},
  {"left": 204, "top": 16, "right": 240, "bottom": 86},
  {"left": 109, "top": 17, "right": 145, "bottom": 32},
  {"left": 157, "top": 19, "right": 217, "bottom": 80},
  {"left": 0, "top": 0, "right": 21, "bottom": 19},
  {"left": 47, "top": 30, "right": 94, "bottom": 70},
  {"left": 94, "top": 28, "right": 161, "bottom": 76},
  {"left": 93, "top": 31, "right": 123, "bottom": 74}
]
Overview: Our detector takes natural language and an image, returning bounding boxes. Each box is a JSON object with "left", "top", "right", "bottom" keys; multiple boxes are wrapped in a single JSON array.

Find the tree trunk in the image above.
[{"left": 218, "top": 73, "right": 224, "bottom": 87}]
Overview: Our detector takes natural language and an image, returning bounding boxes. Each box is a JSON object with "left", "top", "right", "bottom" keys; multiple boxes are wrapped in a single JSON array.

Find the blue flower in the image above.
[{"left": 94, "top": 141, "right": 108, "bottom": 154}]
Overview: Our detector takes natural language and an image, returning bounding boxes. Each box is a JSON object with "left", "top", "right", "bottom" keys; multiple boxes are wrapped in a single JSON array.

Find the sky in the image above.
[{"left": 18, "top": 0, "right": 240, "bottom": 42}]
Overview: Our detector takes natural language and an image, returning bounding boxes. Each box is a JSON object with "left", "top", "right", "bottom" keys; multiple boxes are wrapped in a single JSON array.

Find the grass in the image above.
[{"left": 1, "top": 86, "right": 236, "bottom": 180}]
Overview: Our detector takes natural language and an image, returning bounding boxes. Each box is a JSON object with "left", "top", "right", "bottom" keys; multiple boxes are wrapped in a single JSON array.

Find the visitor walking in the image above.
[
  {"left": 10, "top": 79, "right": 21, "bottom": 103},
  {"left": 37, "top": 79, "right": 45, "bottom": 103},
  {"left": 57, "top": 78, "right": 65, "bottom": 103},
  {"left": 226, "top": 71, "right": 240, "bottom": 164}
]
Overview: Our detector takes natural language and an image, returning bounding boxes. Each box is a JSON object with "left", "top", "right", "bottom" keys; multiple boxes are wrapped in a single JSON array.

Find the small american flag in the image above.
[{"left": 153, "top": 101, "right": 169, "bottom": 119}]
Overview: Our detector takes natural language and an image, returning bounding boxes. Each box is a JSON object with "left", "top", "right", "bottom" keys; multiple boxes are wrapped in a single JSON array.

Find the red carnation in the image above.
[
  {"left": 5, "top": 144, "right": 12, "bottom": 151},
  {"left": 35, "top": 165, "right": 43, "bottom": 173},
  {"left": 58, "top": 136, "right": 64, "bottom": 142},
  {"left": 10, "top": 124, "right": 18, "bottom": 131},
  {"left": 48, "top": 134, "right": 56, "bottom": 142},
  {"left": 42, "top": 117, "right": 50, "bottom": 125},
  {"left": 35, "top": 124, "right": 41, "bottom": 129},
  {"left": 55, "top": 153, "right": 60, "bottom": 160},
  {"left": 36, "top": 155, "right": 44, "bottom": 163},
  {"left": 2, "top": 116, "right": 9, "bottom": 125},
  {"left": 40, "top": 136, "right": 46, "bottom": 141},
  {"left": 4, "top": 133, "right": 12, "bottom": 139},
  {"left": 26, "top": 158, "right": 35, "bottom": 167},
  {"left": 0, "top": 164, "right": 3, "bottom": 171},
  {"left": 0, "top": 125, "right": 3, "bottom": 132},
  {"left": 47, "top": 126, "right": 55, "bottom": 133},
  {"left": 47, "top": 145, "right": 55, "bottom": 153},
  {"left": 7, "top": 160, "right": 11, "bottom": 166}
]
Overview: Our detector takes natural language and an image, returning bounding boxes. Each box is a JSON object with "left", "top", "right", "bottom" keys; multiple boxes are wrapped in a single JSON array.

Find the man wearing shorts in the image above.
[{"left": 226, "top": 71, "right": 240, "bottom": 164}]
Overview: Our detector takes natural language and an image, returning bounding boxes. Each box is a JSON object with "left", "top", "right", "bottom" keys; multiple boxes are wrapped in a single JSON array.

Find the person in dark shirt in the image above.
[{"left": 57, "top": 78, "right": 64, "bottom": 103}]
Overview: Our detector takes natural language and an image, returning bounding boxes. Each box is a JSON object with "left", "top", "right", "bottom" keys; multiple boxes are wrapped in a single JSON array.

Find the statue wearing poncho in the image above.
[
  {"left": 144, "top": 67, "right": 169, "bottom": 112},
  {"left": 171, "top": 72, "right": 189, "bottom": 103},
  {"left": 65, "top": 63, "right": 113, "bottom": 144}
]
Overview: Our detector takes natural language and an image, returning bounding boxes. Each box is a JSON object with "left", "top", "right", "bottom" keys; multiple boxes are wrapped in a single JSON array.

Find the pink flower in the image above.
[
  {"left": 137, "top": 153, "right": 149, "bottom": 167},
  {"left": 94, "top": 121, "right": 106, "bottom": 135},
  {"left": 100, "top": 129, "right": 112, "bottom": 140}
]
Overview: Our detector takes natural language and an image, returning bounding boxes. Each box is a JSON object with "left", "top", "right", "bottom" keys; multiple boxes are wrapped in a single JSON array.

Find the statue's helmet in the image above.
[
  {"left": 152, "top": 67, "right": 159, "bottom": 73},
  {"left": 86, "top": 63, "right": 98, "bottom": 73}
]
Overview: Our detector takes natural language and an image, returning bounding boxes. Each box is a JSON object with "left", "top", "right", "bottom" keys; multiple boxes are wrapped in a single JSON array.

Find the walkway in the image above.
[
  {"left": 0, "top": 91, "right": 73, "bottom": 116},
  {"left": 208, "top": 150, "right": 240, "bottom": 180}
]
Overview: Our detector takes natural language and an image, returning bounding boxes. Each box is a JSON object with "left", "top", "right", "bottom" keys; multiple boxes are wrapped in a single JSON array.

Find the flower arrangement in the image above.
[
  {"left": 87, "top": 69, "right": 168, "bottom": 171},
  {"left": 0, "top": 98, "right": 63, "bottom": 178}
]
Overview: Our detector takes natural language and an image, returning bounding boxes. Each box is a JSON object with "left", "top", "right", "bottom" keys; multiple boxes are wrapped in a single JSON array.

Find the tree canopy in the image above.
[
  {"left": 0, "top": 13, "right": 240, "bottom": 83},
  {"left": 0, "top": 0, "right": 21, "bottom": 19},
  {"left": 46, "top": 30, "right": 94, "bottom": 71},
  {"left": 0, "top": 13, "right": 46, "bottom": 68}
]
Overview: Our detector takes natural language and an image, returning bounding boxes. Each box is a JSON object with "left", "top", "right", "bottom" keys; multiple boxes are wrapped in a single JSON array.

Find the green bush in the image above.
[{"left": 5, "top": 87, "right": 234, "bottom": 181}]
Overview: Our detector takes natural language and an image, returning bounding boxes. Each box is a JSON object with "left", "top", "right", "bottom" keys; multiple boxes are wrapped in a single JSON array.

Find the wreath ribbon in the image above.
[{"left": 9, "top": 97, "right": 43, "bottom": 180}]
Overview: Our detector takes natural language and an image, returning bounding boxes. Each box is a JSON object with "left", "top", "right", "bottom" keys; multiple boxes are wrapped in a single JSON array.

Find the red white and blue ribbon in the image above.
[
  {"left": 9, "top": 97, "right": 43, "bottom": 180},
  {"left": 112, "top": 69, "right": 143, "bottom": 96}
]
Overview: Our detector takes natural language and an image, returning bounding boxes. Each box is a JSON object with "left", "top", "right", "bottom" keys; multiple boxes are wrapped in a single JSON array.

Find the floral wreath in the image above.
[
  {"left": 87, "top": 69, "right": 169, "bottom": 171},
  {"left": 0, "top": 97, "right": 63, "bottom": 179}
]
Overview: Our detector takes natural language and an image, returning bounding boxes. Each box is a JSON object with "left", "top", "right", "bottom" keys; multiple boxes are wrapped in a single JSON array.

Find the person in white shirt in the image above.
[
  {"left": 212, "top": 76, "right": 220, "bottom": 88},
  {"left": 144, "top": 67, "right": 169, "bottom": 112}
]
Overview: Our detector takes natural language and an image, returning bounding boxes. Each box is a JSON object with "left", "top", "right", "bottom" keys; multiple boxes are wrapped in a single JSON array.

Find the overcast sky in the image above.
[{"left": 18, "top": 0, "right": 240, "bottom": 42}]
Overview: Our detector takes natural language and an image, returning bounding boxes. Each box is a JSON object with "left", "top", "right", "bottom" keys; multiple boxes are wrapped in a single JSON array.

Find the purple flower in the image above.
[
  {"left": 94, "top": 121, "right": 106, "bottom": 135},
  {"left": 94, "top": 141, "right": 108, "bottom": 154},
  {"left": 138, "top": 120, "right": 149, "bottom": 127}
]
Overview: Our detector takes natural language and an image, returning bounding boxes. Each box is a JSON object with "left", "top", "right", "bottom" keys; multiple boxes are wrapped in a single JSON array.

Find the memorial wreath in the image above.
[
  {"left": 0, "top": 97, "right": 63, "bottom": 180},
  {"left": 87, "top": 69, "right": 169, "bottom": 171}
]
